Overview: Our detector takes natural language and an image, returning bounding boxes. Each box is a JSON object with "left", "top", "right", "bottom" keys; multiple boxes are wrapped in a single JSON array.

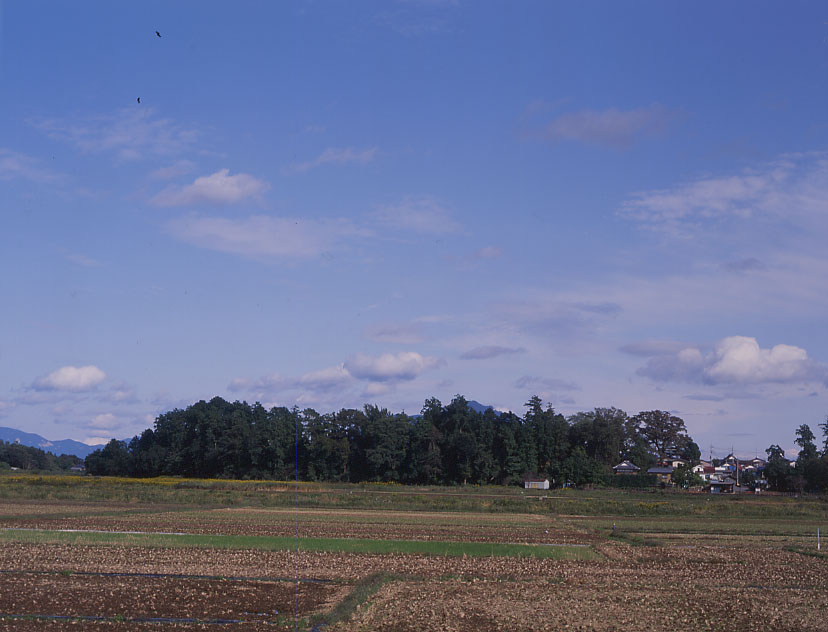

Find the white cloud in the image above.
[
  {"left": 373, "top": 196, "right": 461, "bottom": 234},
  {"left": 637, "top": 336, "right": 827, "bottom": 387},
  {"left": 151, "top": 169, "right": 268, "bottom": 206},
  {"left": 289, "top": 146, "right": 378, "bottom": 173},
  {"left": 0, "top": 148, "right": 60, "bottom": 183},
  {"left": 543, "top": 104, "right": 676, "bottom": 148},
  {"left": 32, "top": 108, "right": 198, "bottom": 161},
  {"left": 32, "top": 365, "right": 106, "bottom": 392},
  {"left": 87, "top": 413, "right": 119, "bottom": 430},
  {"left": 166, "top": 215, "right": 365, "bottom": 260},
  {"left": 345, "top": 351, "right": 443, "bottom": 382}
]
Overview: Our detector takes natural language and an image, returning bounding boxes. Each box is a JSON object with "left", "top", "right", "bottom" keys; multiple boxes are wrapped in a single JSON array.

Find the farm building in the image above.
[
  {"left": 612, "top": 460, "right": 640, "bottom": 475},
  {"left": 647, "top": 466, "right": 674, "bottom": 484},
  {"left": 524, "top": 477, "right": 549, "bottom": 490}
]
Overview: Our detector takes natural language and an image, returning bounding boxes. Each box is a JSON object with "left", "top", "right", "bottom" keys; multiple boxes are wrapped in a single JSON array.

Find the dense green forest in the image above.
[
  {"left": 0, "top": 440, "right": 82, "bottom": 472},
  {"left": 85, "top": 395, "right": 702, "bottom": 487}
]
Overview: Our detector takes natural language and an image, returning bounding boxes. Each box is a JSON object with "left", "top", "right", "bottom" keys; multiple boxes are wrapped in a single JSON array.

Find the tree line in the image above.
[
  {"left": 85, "top": 395, "right": 698, "bottom": 486},
  {"left": 762, "top": 421, "right": 828, "bottom": 492},
  {"left": 0, "top": 440, "right": 81, "bottom": 472}
]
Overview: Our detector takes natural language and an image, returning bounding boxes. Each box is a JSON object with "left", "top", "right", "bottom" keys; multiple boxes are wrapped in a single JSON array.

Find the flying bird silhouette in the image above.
[
  {"left": 137, "top": 97, "right": 141, "bottom": 104},
  {"left": 155, "top": 30, "right": 161, "bottom": 37}
]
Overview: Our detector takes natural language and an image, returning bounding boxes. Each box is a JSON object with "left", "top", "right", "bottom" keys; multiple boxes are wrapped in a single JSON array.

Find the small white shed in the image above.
[{"left": 524, "top": 477, "right": 550, "bottom": 490}]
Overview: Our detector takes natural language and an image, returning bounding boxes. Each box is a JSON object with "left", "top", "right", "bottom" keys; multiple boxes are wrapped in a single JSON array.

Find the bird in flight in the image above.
[
  {"left": 155, "top": 30, "right": 161, "bottom": 38},
  {"left": 137, "top": 97, "right": 141, "bottom": 104}
]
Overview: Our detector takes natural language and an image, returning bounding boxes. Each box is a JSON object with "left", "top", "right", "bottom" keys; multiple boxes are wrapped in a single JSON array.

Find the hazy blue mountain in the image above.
[
  {"left": 467, "top": 400, "right": 497, "bottom": 415},
  {"left": 0, "top": 427, "right": 99, "bottom": 458}
]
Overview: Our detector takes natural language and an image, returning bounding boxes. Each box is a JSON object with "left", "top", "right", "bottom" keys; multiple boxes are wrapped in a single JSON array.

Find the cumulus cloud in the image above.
[
  {"left": 345, "top": 351, "right": 443, "bottom": 382},
  {"left": 289, "top": 147, "right": 378, "bottom": 173},
  {"left": 166, "top": 215, "right": 365, "bottom": 260},
  {"left": 372, "top": 196, "right": 461, "bottom": 234},
  {"left": 636, "top": 336, "right": 827, "bottom": 386},
  {"left": 31, "top": 108, "right": 198, "bottom": 161},
  {"left": 543, "top": 104, "right": 676, "bottom": 148},
  {"left": 151, "top": 169, "right": 268, "bottom": 206},
  {"left": 32, "top": 365, "right": 106, "bottom": 392},
  {"left": 87, "top": 413, "right": 120, "bottom": 430},
  {"left": 460, "top": 345, "right": 525, "bottom": 360}
]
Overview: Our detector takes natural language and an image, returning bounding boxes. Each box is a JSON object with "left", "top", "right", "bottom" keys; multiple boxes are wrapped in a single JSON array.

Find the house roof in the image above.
[
  {"left": 648, "top": 467, "right": 674, "bottom": 474},
  {"left": 613, "top": 460, "right": 640, "bottom": 470},
  {"left": 710, "top": 477, "right": 736, "bottom": 485}
]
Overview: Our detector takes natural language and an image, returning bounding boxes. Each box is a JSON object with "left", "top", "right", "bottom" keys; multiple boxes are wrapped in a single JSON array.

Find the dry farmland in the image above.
[{"left": 0, "top": 476, "right": 826, "bottom": 631}]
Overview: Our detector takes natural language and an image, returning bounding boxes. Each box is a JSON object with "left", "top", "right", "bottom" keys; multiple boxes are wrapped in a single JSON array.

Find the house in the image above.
[
  {"left": 612, "top": 460, "right": 640, "bottom": 475},
  {"left": 707, "top": 476, "right": 736, "bottom": 494},
  {"left": 70, "top": 464, "right": 86, "bottom": 473},
  {"left": 524, "top": 476, "right": 549, "bottom": 490},
  {"left": 667, "top": 458, "right": 687, "bottom": 469},
  {"left": 647, "top": 466, "right": 674, "bottom": 484}
]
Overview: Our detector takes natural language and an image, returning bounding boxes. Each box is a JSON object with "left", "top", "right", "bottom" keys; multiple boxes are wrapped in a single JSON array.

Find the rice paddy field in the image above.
[{"left": 0, "top": 474, "right": 826, "bottom": 631}]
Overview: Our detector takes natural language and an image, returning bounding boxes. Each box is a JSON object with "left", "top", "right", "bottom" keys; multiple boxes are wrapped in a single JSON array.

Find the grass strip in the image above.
[
  {"left": 308, "top": 572, "right": 396, "bottom": 630},
  {"left": 0, "top": 528, "right": 597, "bottom": 560}
]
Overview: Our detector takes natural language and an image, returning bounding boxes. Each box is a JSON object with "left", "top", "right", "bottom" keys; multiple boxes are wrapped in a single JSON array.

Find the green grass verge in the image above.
[
  {"left": 3, "top": 474, "right": 826, "bottom": 519},
  {"left": 308, "top": 572, "right": 397, "bottom": 628},
  {"left": 0, "top": 528, "right": 597, "bottom": 560}
]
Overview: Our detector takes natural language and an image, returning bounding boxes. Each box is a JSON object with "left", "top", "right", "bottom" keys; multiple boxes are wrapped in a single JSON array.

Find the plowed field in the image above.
[{"left": 1, "top": 493, "right": 826, "bottom": 631}]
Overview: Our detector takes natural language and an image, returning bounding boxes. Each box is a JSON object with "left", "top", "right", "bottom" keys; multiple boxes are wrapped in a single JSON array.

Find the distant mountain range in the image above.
[
  {"left": 467, "top": 400, "right": 498, "bottom": 414},
  {"left": 0, "top": 427, "right": 100, "bottom": 459}
]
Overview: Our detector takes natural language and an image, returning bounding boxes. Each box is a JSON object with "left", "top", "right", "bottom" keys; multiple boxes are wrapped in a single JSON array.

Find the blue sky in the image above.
[{"left": 2, "top": 1, "right": 827, "bottom": 459}]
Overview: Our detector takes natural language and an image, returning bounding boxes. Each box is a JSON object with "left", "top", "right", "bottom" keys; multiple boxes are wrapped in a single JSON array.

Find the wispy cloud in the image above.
[
  {"left": 513, "top": 376, "right": 580, "bottom": 391},
  {"left": 0, "top": 148, "right": 60, "bottom": 183},
  {"left": 149, "top": 160, "right": 195, "bottom": 181},
  {"left": 151, "top": 169, "right": 269, "bottom": 206},
  {"left": 288, "top": 147, "right": 377, "bottom": 174},
  {"left": 31, "top": 365, "right": 106, "bottom": 392},
  {"left": 166, "top": 215, "right": 366, "bottom": 260},
  {"left": 233, "top": 364, "right": 355, "bottom": 396},
  {"left": 621, "top": 153, "right": 828, "bottom": 236},
  {"left": 460, "top": 345, "right": 525, "bottom": 360},
  {"left": 541, "top": 104, "right": 677, "bottom": 148},
  {"left": 31, "top": 108, "right": 198, "bottom": 161},
  {"left": 372, "top": 196, "right": 461, "bottom": 234},
  {"left": 65, "top": 254, "right": 102, "bottom": 267},
  {"left": 364, "top": 323, "right": 425, "bottom": 345}
]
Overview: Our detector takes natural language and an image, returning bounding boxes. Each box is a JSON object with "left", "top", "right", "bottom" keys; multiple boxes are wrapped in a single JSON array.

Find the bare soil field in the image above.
[
  {"left": 0, "top": 541, "right": 825, "bottom": 631},
  {"left": 1, "top": 492, "right": 827, "bottom": 630},
  {"left": 0, "top": 505, "right": 597, "bottom": 545}
]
